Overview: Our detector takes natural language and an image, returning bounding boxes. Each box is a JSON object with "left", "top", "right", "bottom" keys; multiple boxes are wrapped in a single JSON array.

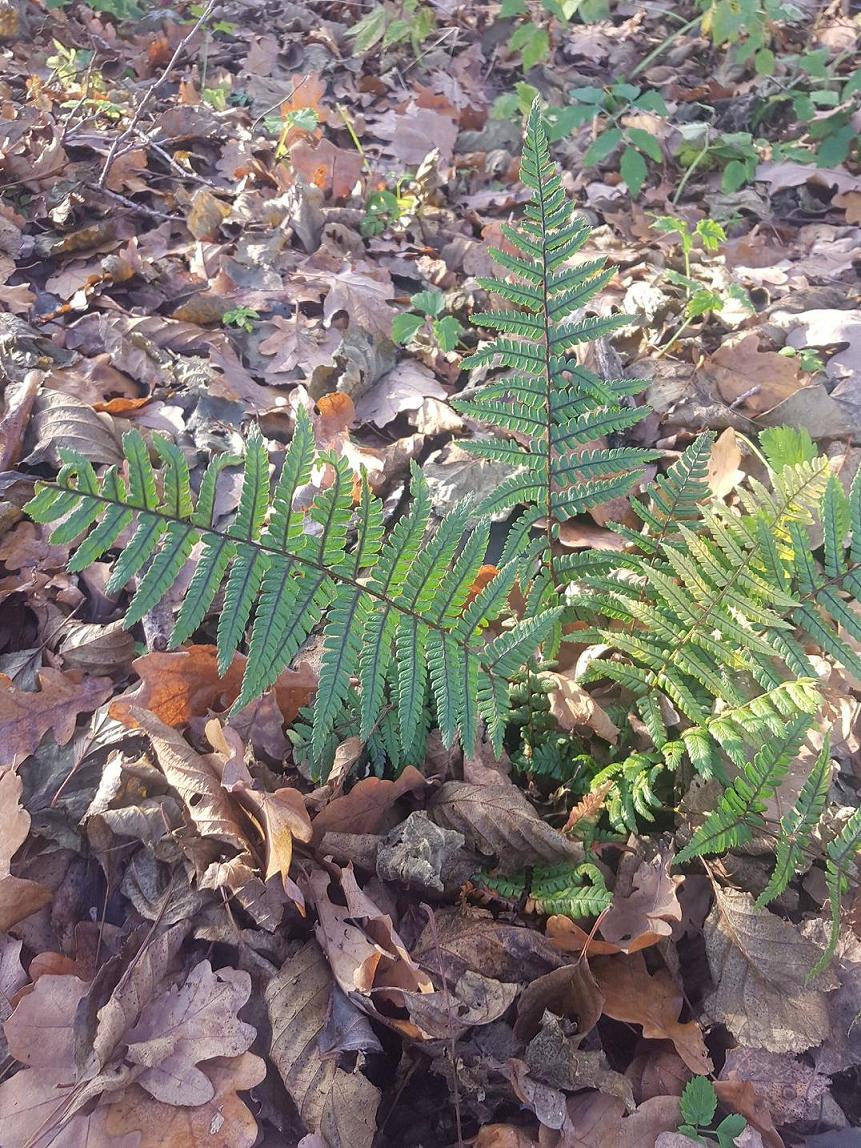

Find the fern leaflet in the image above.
[{"left": 25, "top": 414, "right": 561, "bottom": 770}]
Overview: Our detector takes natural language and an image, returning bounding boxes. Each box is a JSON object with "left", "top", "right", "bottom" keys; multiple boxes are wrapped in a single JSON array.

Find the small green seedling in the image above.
[
  {"left": 222, "top": 307, "right": 260, "bottom": 334},
  {"left": 392, "top": 290, "right": 463, "bottom": 353},
  {"left": 678, "top": 1077, "right": 747, "bottom": 1146},
  {"left": 361, "top": 177, "right": 422, "bottom": 237},
  {"left": 779, "top": 345, "right": 825, "bottom": 374},
  {"left": 651, "top": 214, "right": 753, "bottom": 353},
  {"left": 346, "top": 0, "right": 436, "bottom": 57},
  {"left": 570, "top": 82, "right": 668, "bottom": 197}
]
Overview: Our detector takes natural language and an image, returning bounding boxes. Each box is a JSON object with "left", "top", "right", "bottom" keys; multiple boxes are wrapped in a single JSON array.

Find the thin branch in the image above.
[{"left": 98, "top": 0, "right": 216, "bottom": 189}]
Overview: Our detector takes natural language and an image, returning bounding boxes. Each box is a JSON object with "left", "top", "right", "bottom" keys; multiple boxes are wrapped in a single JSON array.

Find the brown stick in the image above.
[{"left": 97, "top": 0, "right": 216, "bottom": 190}]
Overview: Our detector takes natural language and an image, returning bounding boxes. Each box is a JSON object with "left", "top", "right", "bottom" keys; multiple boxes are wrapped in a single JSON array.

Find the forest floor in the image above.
[{"left": 0, "top": 0, "right": 860, "bottom": 1145}]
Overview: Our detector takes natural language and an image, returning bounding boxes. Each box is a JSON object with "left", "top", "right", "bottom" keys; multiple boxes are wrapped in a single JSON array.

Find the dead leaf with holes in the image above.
[
  {"left": 429, "top": 780, "right": 584, "bottom": 871},
  {"left": 703, "top": 885, "right": 839, "bottom": 1053}
]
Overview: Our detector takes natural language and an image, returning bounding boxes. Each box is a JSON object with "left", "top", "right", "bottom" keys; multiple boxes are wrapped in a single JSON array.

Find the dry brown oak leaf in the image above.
[
  {"left": 0, "top": 768, "right": 51, "bottom": 931},
  {"left": 0, "top": 668, "right": 113, "bottom": 769}
]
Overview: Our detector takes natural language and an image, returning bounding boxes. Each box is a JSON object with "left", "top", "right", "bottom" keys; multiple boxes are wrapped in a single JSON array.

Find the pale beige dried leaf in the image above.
[
  {"left": 707, "top": 427, "right": 744, "bottom": 498},
  {"left": 0, "top": 770, "right": 51, "bottom": 930},
  {"left": 598, "top": 847, "right": 683, "bottom": 950},
  {"left": 131, "top": 708, "right": 248, "bottom": 852},
  {"left": 548, "top": 673, "right": 619, "bottom": 743},
  {"left": 266, "top": 940, "right": 380, "bottom": 1148},
  {"left": 428, "top": 781, "right": 584, "bottom": 871},
  {"left": 125, "top": 960, "right": 256, "bottom": 1106},
  {"left": 90, "top": 922, "right": 189, "bottom": 1072},
  {"left": 703, "top": 885, "right": 838, "bottom": 1053},
  {"left": 23, "top": 390, "right": 123, "bottom": 467}
]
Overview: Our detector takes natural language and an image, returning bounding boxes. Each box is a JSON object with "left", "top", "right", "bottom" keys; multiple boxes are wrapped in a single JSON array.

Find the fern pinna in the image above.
[
  {"left": 25, "top": 412, "right": 560, "bottom": 771},
  {"left": 569, "top": 428, "right": 853, "bottom": 781},
  {"left": 453, "top": 100, "right": 658, "bottom": 611}
]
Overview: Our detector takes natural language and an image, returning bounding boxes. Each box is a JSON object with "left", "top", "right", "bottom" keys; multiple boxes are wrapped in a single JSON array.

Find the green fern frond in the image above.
[
  {"left": 808, "top": 805, "right": 861, "bottom": 979},
  {"left": 675, "top": 715, "right": 812, "bottom": 866},
  {"left": 574, "top": 439, "right": 835, "bottom": 769},
  {"left": 452, "top": 99, "right": 658, "bottom": 590},
  {"left": 25, "top": 413, "right": 560, "bottom": 771},
  {"left": 756, "top": 734, "right": 832, "bottom": 907},
  {"left": 479, "top": 862, "right": 613, "bottom": 919}
]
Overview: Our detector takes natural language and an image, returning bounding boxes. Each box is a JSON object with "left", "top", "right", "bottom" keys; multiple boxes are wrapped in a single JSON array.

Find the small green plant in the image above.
[
  {"left": 696, "top": 0, "right": 801, "bottom": 73},
  {"left": 222, "top": 307, "right": 260, "bottom": 334},
  {"left": 779, "top": 345, "right": 825, "bottom": 374},
  {"left": 46, "top": 0, "right": 144, "bottom": 16},
  {"left": 346, "top": 0, "right": 436, "bottom": 56},
  {"left": 678, "top": 1076, "right": 747, "bottom": 1146},
  {"left": 262, "top": 106, "right": 320, "bottom": 160},
  {"left": 674, "top": 126, "right": 761, "bottom": 195},
  {"left": 766, "top": 50, "right": 861, "bottom": 167},
  {"left": 361, "top": 157, "right": 439, "bottom": 238},
  {"left": 571, "top": 83, "right": 668, "bottom": 197},
  {"left": 650, "top": 214, "right": 752, "bottom": 352},
  {"left": 499, "top": 0, "right": 609, "bottom": 70},
  {"left": 392, "top": 290, "right": 464, "bottom": 353}
]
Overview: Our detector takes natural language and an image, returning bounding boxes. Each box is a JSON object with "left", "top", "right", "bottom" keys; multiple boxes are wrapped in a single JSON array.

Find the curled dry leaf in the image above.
[
  {"left": 702, "top": 885, "right": 839, "bottom": 1053},
  {"left": 428, "top": 781, "right": 584, "bottom": 871},
  {"left": 597, "top": 847, "right": 683, "bottom": 951},
  {"left": 132, "top": 709, "right": 248, "bottom": 852},
  {"left": 266, "top": 940, "right": 380, "bottom": 1148},
  {"left": 513, "top": 962, "right": 604, "bottom": 1045},
  {"left": 0, "top": 668, "right": 114, "bottom": 769},
  {"left": 0, "top": 770, "right": 51, "bottom": 931},
  {"left": 310, "top": 865, "right": 432, "bottom": 999},
  {"left": 548, "top": 672, "right": 619, "bottom": 743},
  {"left": 592, "top": 953, "right": 713, "bottom": 1075}
]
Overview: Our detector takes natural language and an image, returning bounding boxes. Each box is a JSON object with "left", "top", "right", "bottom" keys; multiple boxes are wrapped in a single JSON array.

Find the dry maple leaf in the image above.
[
  {"left": 266, "top": 940, "right": 380, "bottom": 1148},
  {"left": 0, "top": 668, "right": 113, "bottom": 768},
  {"left": 702, "top": 885, "right": 839, "bottom": 1053},
  {"left": 124, "top": 960, "right": 256, "bottom": 1106},
  {"left": 592, "top": 952, "right": 713, "bottom": 1075},
  {"left": 0, "top": 769, "right": 51, "bottom": 931}
]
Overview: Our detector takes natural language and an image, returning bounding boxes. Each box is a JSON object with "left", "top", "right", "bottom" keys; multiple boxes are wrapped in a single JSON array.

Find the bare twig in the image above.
[
  {"left": 84, "top": 183, "right": 177, "bottom": 221},
  {"left": 133, "top": 127, "right": 215, "bottom": 187},
  {"left": 98, "top": 0, "right": 216, "bottom": 189}
]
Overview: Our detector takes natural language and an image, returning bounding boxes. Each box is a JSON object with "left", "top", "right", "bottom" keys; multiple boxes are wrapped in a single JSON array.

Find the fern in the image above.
[
  {"left": 574, "top": 434, "right": 840, "bottom": 775},
  {"left": 809, "top": 806, "right": 861, "bottom": 979},
  {"left": 453, "top": 100, "right": 659, "bottom": 608},
  {"left": 25, "top": 414, "right": 562, "bottom": 770},
  {"left": 478, "top": 861, "right": 613, "bottom": 919},
  {"left": 756, "top": 733, "right": 831, "bottom": 907},
  {"left": 675, "top": 715, "right": 812, "bottom": 865}
]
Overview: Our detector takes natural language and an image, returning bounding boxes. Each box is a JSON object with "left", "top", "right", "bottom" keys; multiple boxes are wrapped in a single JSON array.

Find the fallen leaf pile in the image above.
[{"left": 0, "top": 0, "right": 860, "bottom": 1143}]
